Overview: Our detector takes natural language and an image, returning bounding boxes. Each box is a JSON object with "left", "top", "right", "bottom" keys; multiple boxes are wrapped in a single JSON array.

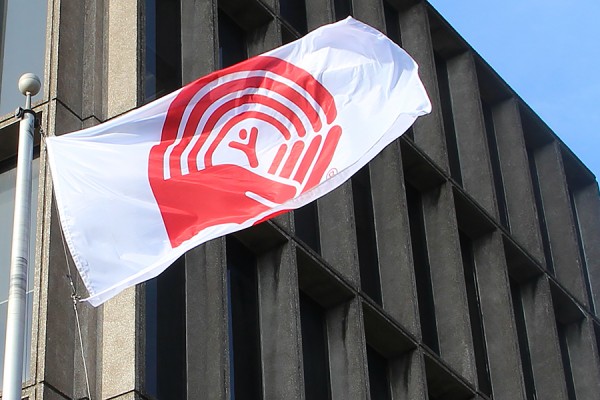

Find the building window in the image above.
[
  {"left": 526, "top": 147, "right": 554, "bottom": 274},
  {"left": 144, "top": 0, "right": 182, "bottom": 102},
  {"left": 351, "top": 165, "right": 382, "bottom": 305},
  {"left": 458, "top": 232, "right": 492, "bottom": 397},
  {"left": 227, "top": 236, "right": 262, "bottom": 400},
  {"left": 0, "top": 157, "right": 39, "bottom": 389},
  {"left": 294, "top": 203, "right": 321, "bottom": 254},
  {"left": 405, "top": 184, "right": 439, "bottom": 354},
  {"left": 0, "top": 0, "right": 47, "bottom": 117},
  {"left": 482, "top": 102, "right": 510, "bottom": 229},
  {"left": 383, "top": 1, "right": 401, "bottom": 46},
  {"left": 145, "top": 257, "right": 186, "bottom": 399},
  {"left": 218, "top": 9, "right": 248, "bottom": 69},
  {"left": 279, "top": 0, "right": 308, "bottom": 35},
  {"left": 509, "top": 278, "right": 537, "bottom": 400},
  {"left": 366, "top": 345, "right": 391, "bottom": 400},
  {"left": 299, "top": 292, "right": 331, "bottom": 400},
  {"left": 435, "top": 55, "right": 462, "bottom": 185},
  {"left": 334, "top": 0, "right": 352, "bottom": 21}
]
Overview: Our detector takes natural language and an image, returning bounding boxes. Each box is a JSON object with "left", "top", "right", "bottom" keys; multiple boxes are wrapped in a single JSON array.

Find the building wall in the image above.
[{"left": 0, "top": 0, "right": 599, "bottom": 399}]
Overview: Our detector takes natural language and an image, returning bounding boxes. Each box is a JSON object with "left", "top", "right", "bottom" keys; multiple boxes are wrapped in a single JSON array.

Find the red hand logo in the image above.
[{"left": 148, "top": 56, "right": 342, "bottom": 247}]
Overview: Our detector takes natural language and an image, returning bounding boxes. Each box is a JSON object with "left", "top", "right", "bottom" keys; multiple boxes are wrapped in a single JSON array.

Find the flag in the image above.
[{"left": 46, "top": 17, "right": 431, "bottom": 306}]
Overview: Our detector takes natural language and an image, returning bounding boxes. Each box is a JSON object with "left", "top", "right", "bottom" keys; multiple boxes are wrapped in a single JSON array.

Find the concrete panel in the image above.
[
  {"left": 370, "top": 141, "right": 420, "bottom": 336},
  {"left": 572, "top": 183, "right": 600, "bottom": 315},
  {"left": 399, "top": 3, "right": 448, "bottom": 172},
  {"left": 106, "top": 0, "right": 140, "bottom": 118},
  {"left": 184, "top": 239, "right": 228, "bottom": 400},
  {"left": 472, "top": 232, "right": 526, "bottom": 400},
  {"left": 305, "top": 0, "right": 333, "bottom": 30},
  {"left": 181, "top": 0, "right": 218, "bottom": 85},
  {"left": 100, "top": 287, "right": 139, "bottom": 399},
  {"left": 422, "top": 182, "right": 476, "bottom": 384},
  {"left": 81, "top": 0, "right": 105, "bottom": 121},
  {"left": 36, "top": 203, "right": 76, "bottom": 398},
  {"left": 565, "top": 318, "right": 600, "bottom": 400},
  {"left": 53, "top": 0, "right": 84, "bottom": 118},
  {"left": 256, "top": 243, "right": 303, "bottom": 399},
  {"left": 351, "top": 0, "right": 385, "bottom": 30},
  {"left": 317, "top": 182, "right": 360, "bottom": 285},
  {"left": 520, "top": 276, "right": 568, "bottom": 400},
  {"left": 491, "top": 98, "right": 544, "bottom": 262},
  {"left": 326, "top": 299, "right": 369, "bottom": 400},
  {"left": 533, "top": 142, "right": 587, "bottom": 305},
  {"left": 446, "top": 52, "right": 498, "bottom": 217},
  {"left": 389, "top": 350, "right": 427, "bottom": 400}
]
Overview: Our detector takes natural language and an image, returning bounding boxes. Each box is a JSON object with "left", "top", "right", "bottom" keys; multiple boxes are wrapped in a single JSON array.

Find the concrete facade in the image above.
[{"left": 0, "top": 0, "right": 599, "bottom": 399}]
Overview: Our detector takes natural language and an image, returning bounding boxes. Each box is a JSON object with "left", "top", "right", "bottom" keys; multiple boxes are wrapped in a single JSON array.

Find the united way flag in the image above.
[{"left": 46, "top": 17, "right": 431, "bottom": 306}]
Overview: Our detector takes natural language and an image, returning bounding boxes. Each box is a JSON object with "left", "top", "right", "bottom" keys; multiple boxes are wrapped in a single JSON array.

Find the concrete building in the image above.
[{"left": 1, "top": 0, "right": 600, "bottom": 399}]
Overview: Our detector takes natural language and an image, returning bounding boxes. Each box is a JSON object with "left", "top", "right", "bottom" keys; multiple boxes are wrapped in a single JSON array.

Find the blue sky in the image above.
[{"left": 427, "top": 1, "right": 600, "bottom": 180}]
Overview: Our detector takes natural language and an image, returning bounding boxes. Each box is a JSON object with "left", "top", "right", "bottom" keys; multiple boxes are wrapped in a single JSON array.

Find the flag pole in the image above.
[{"left": 2, "top": 73, "right": 40, "bottom": 400}]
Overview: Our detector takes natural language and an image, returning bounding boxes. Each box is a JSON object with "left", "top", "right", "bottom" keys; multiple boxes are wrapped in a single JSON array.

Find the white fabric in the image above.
[{"left": 46, "top": 17, "right": 431, "bottom": 306}]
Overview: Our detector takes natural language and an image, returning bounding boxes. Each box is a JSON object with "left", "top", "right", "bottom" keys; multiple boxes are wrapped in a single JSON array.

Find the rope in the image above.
[{"left": 56, "top": 168, "right": 93, "bottom": 400}]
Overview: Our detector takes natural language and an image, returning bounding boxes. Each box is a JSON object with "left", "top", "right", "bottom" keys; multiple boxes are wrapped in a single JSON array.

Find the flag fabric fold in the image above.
[{"left": 46, "top": 17, "right": 431, "bottom": 306}]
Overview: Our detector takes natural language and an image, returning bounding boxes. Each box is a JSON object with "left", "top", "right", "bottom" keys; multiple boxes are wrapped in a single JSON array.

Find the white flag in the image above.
[{"left": 46, "top": 17, "right": 431, "bottom": 306}]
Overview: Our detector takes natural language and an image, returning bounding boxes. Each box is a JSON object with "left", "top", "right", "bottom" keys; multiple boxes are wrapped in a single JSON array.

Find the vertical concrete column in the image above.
[
  {"left": 389, "top": 350, "right": 427, "bottom": 400},
  {"left": 446, "top": 52, "right": 498, "bottom": 217},
  {"left": 181, "top": 0, "right": 218, "bottom": 85},
  {"left": 326, "top": 298, "right": 369, "bottom": 400},
  {"left": 532, "top": 142, "right": 587, "bottom": 305},
  {"left": 351, "top": 0, "right": 385, "bottom": 30},
  {"left": 572, "top": 183, "right": 600, "bottom": 314},
  {"left": 370, "top": 141, "right": 420, "bottom": 336},
  {"left": 422, "top": 182, "right": 476, "bottom": 384},
  {"left": 179, "top": 7, "right": 230, "bottom": 398},
  {"left": 101, "top": 288, "right": 141, "bottom": 399},
  {"left": 256, "top": 243, "right": 303, "bottom": 399},
  {"left": 472, "top": 232, "right": 526, "bottom": 400},
  {"left": 184, "top": 240, "right": 229, "bottom": 399},
  {"left": 565, "top": 318, "right": 600, "bottom": 399},
  {"left": 100, "top": 1, "right": 143, "bottom": 398},
  {"left": 491, "top": 98, "right": 544, "bottom": 263},
  {"left": 105, "top": 0, "right": 141, "bottom": 119},
  {"left": 305, "top": 0, "right": 333, "bottom": 29},
  {"left": 520, "top": 276, "right": 569, "bottom": 400},
  {"left": 81, "top": 0, "right": 105, "bottom": 124},
  {"left": 399, "top": 3, "right": 449, "bottom": 172},
  {"left": 317, "top": 184, "right": 360, "bottom": 285}
]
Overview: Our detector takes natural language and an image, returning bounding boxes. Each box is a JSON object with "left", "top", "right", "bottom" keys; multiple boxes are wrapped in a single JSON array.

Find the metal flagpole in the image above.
[{"left": 2, "top": 73, "right": 40, "bottom": 400}]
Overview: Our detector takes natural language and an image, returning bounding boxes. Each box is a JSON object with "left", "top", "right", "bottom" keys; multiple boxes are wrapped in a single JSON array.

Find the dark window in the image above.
[
  {"left": 218, "top": 10, "right": 248, "bottom": 69},
  {"left": 568, "top": 189, "right": 595, "bottom": 313},
  {"left": 509, "top": 278, "right": 537, "bottom": 400},
  {"left": 556, "top": 322, "right": 577, "bottom": 400},
  {"left": 145, "top": 257, "right": 187, "bottom": 399},
  {"left": 435, "top": 55, "right": 462, "bottom": 185},
  {"left": 227, "top": 236, "right": 262, "bottom": 400},
  {"left": 294, "top": 202, "right": 321, "bottom": 254},
  {"left": 281, "top": 26, "right": 297, "bottom": 44},
  {"left": 299, "top": 292, "right": 331, "bottom": 400},
  {"left": 334, "top": 0, "right": 353, "bottom": 21},
  {"left": 482, "top": 102, "right": 510, "bottom": 229},
  {"left": 526, "top": 147, "right": 554, "bottom": 274},
  {"left": 383, "top": 1, "right": 401, "bottom": 46},
  {"left": 351, "top": 165, "right": 382, "bottom": 305},
  {"left": 366, "top": 345, "right": 391, "bottom": 400},
  {"left": 405, "top": 184, "right": 439, "bottom": 354},
  {"left": 279, "top": 0, "right": 308, "bottom": 35},
  {"left": 459, "top": 232, "right": 492, "bottom": 397},
  {"left": 145, "top": 0, "right": 182, "bottom": 102}
]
